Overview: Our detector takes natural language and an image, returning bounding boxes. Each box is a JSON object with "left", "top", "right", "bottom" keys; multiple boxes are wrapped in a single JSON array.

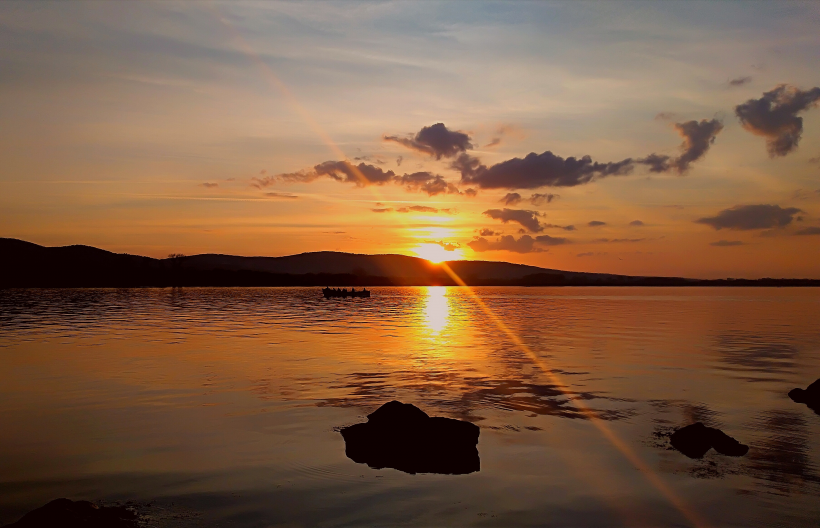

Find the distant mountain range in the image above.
[{"left": 1, "top": 238, "right": 817, "bottom": 288}]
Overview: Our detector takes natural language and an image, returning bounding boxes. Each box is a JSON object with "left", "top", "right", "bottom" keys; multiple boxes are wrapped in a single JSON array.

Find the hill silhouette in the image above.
[{"left": 1, "top": 238, "right": 817, "bottom": 288}]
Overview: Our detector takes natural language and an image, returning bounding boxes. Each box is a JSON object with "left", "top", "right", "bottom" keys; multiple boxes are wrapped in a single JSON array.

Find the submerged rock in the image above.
[
  {"left": 339, "top": 400, "right": 480, "bottom": 475},
  {"left": 6, "top": 498, "right": 138, "bottom": 527},
  {"left": 670, "top": 422, "right": 749, "bottom": 459},
  {"left": 788, "top": 378, "right": 820, "bottom": 412}
]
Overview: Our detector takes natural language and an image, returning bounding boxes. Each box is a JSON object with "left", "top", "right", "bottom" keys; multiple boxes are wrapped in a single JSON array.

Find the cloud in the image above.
[
  {"left": 638, "top": 119, "right": 724, "bottom": 173},
  {"left": 425, "top": 240, "right": 460, "bottom": 251},
  {"left": 384, "top": 123, "right": 472, "bottom": 159},
  {"left": 535, "top": 234, "right": 569, "bottom": 246},
  {"left": 396, "top": 156, "right": 403, "bottom": 166},
  {"left": 251, "top": 176, "right": 276, "bottom": 188},
  {"left": 371, "top": 207, "right": 393, "bottom": 213},
  {"left": 484, "top": 137, "right": 502, "bottom": 148},
  {"left": 483, "top": 208, "right": 543, "bottom": 232},
  {"left": 595, "top": 238, "right": 646, "bottom": 243},
  {"left": 530, "top": 193, "right": 557, "bottom": 206},
  {"left": 796, "top": 226, "right": 820, "bottom": 235},
  {"left": 395, "top": 171, "right": 460, "bottom": 196},
  {"left": 735, "top": 85, "right": 820, "bottom": 156},
  {"left": 655, "top": 112, "right": 677, "bottom": 121},
  {"left": 588, "top": 220, "right": 606, "bottom": 227},
  {"left": 265, "top": 192, "right": 298, "bottom": 199},
  {"left": 457, "top": 152, "right": 634, "bottom": 190},
  {"left": 468, "top": 235, "right": 540, "bottom": 253},
  {"left": 710, "top": 240, "right": 744, "bottom": 246},
  {"left": 577, "top": 252, "right": 595, "bottom": 257},
  {"left": 629, "top": 220, "right": 645, "bottom": 226},
  {"left": 696, "top": 204, "right": 803, "bottom": 230},
  {"left": 199, "top": 182, "right": 218, "bottom": 188},
  {"left": 542, "top": 224, "right": 576, "bottom": 231},
  {"left": 729, "top": 76, "right": 752, "bottom": 87},
  {"left": 500, "top": 193, "right": 522, "bottom": 206},
  {"left": 280, "top": 160, "right": 396, "bottom": 187},
  {"left": 479, "top": 228, "right": 500, "bottom": 236}
]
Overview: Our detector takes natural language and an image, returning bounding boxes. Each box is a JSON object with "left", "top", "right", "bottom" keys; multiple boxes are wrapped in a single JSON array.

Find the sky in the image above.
[{"left": 1, "top": 0, "right": 819, "bottom": 279}]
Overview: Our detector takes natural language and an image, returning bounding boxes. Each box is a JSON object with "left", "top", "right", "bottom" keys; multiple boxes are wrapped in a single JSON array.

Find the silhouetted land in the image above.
[{"left": 2, "top": 238, "right": 819, "bottom": 288}]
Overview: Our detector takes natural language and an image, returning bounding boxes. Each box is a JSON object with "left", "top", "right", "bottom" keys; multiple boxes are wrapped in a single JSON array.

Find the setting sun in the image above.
[{"left": 413, "top": 243, "right": 463, "bottom": 264}]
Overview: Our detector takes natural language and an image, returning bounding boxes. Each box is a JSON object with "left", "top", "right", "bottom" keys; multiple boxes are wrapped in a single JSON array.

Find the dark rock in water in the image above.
[
  {"left": 339, "top": 400, "right": 480, "bottom": 475},
  {"left": 670, "top": 422, "right": 749, "bottom": 459},
  {"left": 6, "top": 498, "right": 138, "bottom": 527},
  {"left": 788, "top": 378, "right": 820, "bottom": 412}
]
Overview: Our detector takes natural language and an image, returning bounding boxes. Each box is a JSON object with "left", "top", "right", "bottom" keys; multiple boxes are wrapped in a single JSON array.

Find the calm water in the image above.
[{"left": 0, "top": 287, "right": 819, "bottom": 527}]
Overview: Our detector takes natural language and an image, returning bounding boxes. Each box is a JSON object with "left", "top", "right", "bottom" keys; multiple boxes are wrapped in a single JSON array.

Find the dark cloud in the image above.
[
  {"left": 464, "top": 188, "right": 478, "bottom": 197},
  {"left": 371, "top": 208, "right": 393, "bottom": 213},
  {"left": 595, "top": 238, "right": 646, "bottom": 243},
  {"left": 199, "top": 182, "right": 218, "bottom": 188},
  {"left": 577, "top": 252, "right": 595, "bottom": 257},
  {"left": 796, "top": 226, "right": 820, "bottom": 235},
  {"left": 395, "top": 171, "right": 460, "bottom": 196},
  {"left": 483, "top": 208, "right": 543, "bottom": 233},
  {"left": 655, "top": 112, "right": 677, "bottom": 121},
  {"left": 384, "top": 123, "right": 472, "bottom": 160},
  {"left": 735, "top": 85, "right": 820, "bottom": 157},
  {"left": 535, "top": 234, "right": 569, "bottom": 246},
  {"left": 479, "top": 228, "right": 501, "bottom": 236},
  {"left": 425, "top": 240, "right": 460, "bottom": 251},
  {"left": 729, "top": 76, "right": 752, "bottom": 87},
  {"left": 696, "top": 204, "right": 803, "bottom": 230},
  {"left": 710, "top": 240, "right": 744, "bottom": 247},
  {"left": 530, "top": 193, "right": 557, "bottom": 206},
  {"left": 588, "top": 220, "right": 606, "bottom": 227},
  {"left": 468, "top": 235, "right": 541, "bottom": 254},
  {"left": 458, "top": 151, "right": 634, "bottom": 189},
  {"left": 629, "top": 220, "right": 645, "bottom": 226},
  {"left": 500, "top": 193, "right": 522, "bottom": 206},
  {"left": 484, "top": 137, "right": 502, "bottom": 148},
  {"left": 396, "top": 156, "right": 403, "bottom": 166},
  {"left": 265, "top": 192, "right": 298, "bottom": 199},
  {"left": 280, "top": 161, "right": 396, "bottom": 187},
  {"left": 638, "top": 119, "right": 724, "bottom": 174}
]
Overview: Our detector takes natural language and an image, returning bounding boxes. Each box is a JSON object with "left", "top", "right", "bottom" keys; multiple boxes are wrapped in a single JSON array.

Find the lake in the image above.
[{"left": 0, "top": 287, "right": 818, "bottom": 527}]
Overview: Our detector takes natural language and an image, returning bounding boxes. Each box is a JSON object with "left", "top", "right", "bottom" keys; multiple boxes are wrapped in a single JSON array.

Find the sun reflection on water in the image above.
[{"left": 423, "top": 286, "right": 450, "bottom": 333}]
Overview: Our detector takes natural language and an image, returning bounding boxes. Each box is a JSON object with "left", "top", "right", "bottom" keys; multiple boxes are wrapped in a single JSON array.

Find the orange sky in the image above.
[{"left": 1, "top": 1, "right": 819, "bottom": 278}]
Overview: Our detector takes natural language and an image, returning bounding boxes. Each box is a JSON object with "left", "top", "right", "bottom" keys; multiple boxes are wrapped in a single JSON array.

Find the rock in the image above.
[
  {"left": 670, "top": 422, "right": 749, "bottom": 459},
  {"left": 5, "top": 498, "right": 138, "bottom": 527},
  {"left": 339, "top": 400, "right": 480, "bottom": 475},
  {"left": 788, "top": 378, "right": 820, "bottom": 412}
]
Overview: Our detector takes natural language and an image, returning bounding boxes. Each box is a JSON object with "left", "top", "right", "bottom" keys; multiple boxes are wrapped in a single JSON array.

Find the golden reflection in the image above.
[{"left": 423, "top": 286, "right": 450, "bottom": 333}]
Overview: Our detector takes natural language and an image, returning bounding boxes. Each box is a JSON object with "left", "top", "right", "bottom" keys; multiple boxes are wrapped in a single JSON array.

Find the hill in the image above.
[{"left": 1, "top": 238, "right": 817, "bottom": 288}]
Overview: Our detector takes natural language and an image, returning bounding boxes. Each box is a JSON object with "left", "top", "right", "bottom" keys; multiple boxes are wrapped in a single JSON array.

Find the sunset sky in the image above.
[{"left": 1, "top": 1, "right": 819, "bottom": 278}]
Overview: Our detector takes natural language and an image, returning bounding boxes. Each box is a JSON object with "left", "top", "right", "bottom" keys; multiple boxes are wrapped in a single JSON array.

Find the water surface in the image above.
[{"left": 1, "top": 287, "right": 819, "bottom": 526}]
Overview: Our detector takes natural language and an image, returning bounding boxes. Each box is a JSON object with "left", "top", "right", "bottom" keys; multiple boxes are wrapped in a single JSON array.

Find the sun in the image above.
[{"left": 413, "top": 243, "right": 463, "bottom": 264}]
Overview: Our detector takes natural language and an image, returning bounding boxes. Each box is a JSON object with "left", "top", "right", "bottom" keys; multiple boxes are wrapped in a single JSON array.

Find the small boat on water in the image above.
[{"left": 322, "top": 287, "right": 371, "bottom": 299}]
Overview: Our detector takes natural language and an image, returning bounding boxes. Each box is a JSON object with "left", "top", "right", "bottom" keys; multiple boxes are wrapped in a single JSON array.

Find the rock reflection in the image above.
[
  {"left": 714, "top": 334, "right": 797, "bottom": 383},
  {"left": 746, "top": 410, "right": 820, "bottom": 494}
]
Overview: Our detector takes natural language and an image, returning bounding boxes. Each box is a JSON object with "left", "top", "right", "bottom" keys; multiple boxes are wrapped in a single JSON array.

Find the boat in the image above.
[{"left": 322, "top": 287, "right": 371, "bottom": 299}]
